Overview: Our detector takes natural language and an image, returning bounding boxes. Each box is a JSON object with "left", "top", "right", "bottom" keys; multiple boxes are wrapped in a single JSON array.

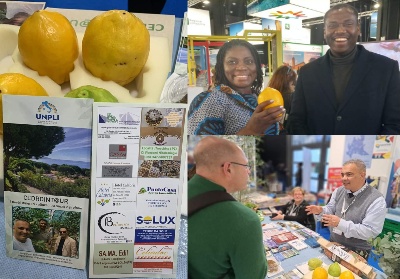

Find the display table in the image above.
[
  {"left": 262, "top": 218, "right": 387, "bottom": 278},
  {"left": 0, "top": 198, "right": 187, "bottom": 279},
  {"left": 247, "top": 191, "right": 317, "bottom": 209}
]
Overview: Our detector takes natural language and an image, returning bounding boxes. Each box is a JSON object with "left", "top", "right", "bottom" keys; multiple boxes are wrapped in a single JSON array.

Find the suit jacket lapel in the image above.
[
  {"left": 338, "top": 45, "right": 371, "bottom": 111},
  {"left": 316, "top": 54, "right": 338, "bottom": 110}
]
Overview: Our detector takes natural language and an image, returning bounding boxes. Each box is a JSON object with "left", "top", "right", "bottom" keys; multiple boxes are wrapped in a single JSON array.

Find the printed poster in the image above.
[
  {"left": 385, "top": 141, "right": 400, "bottom": 207},
  {"left": 372, "top": 135, "right": 395, "bottom": 159},
  {"left": 343, "top": 135, "right": 375, "bottom": 168},
  {"left": 89, "top": 103, "right": 186, "bottom": 278},
  {"left": 2, "top": 95, "right": 93, "bottom": 269},
  {"left": 327, "top": 167, "right": 342, "bottom": 193}
]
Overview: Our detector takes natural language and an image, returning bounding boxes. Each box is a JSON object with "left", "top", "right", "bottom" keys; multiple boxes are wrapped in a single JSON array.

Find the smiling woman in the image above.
[{"left": 188, "top": 39, "right": 285, "bottom": 135}]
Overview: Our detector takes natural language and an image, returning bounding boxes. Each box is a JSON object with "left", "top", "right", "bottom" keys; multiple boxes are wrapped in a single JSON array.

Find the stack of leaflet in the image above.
[
  {"left": 271, "top": 232, "right": 298, "bottom": 245},
  {"left": 285, "top": 221, "right": 305, "bottom": 230},
  {"left": 271, "top": 243, "right": 300, "bottom": 261},
  {"left": 288, "top": 239, "right": 308, "bottom": 251}
]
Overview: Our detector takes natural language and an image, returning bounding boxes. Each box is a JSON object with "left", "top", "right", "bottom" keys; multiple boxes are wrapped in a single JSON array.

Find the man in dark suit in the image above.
[{"left": 287, "top": 3, "right": 400, "bottom": 135}]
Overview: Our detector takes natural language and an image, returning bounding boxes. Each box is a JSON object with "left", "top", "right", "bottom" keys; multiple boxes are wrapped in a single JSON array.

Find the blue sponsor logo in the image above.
[{"left": 36, "top": 101, "right": 59, "bottom": 121}]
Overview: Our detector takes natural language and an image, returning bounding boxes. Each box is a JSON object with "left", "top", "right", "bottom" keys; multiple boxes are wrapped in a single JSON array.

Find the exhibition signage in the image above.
[
  {"left": 343, "top": 135, "right": 375, "bottom": 168},
  {"left": 89, "top": 103, "right": 186, "bottom": 278},
  {"left": 187, "top": 7, "right": 212, "bottom": 36},
  {"left": 247, "top": 0, "right": 329, "bottom": 20},
  {"left": 282, "top": 43, "right": 322, "bottom": 70},
  {"left": 372, "top": 135, "right": 395, "bottom": 159},
  {"left": 3, "top": 95, "right": 93, "bottom": 269},
  {"left": 327, "top": 167, "right": 342, "bottom": 193}
]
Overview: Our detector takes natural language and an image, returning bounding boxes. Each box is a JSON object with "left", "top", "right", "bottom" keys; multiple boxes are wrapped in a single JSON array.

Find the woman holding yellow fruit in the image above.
[{"left": 188, "top": 39, "right": 285, "bottom": 135}]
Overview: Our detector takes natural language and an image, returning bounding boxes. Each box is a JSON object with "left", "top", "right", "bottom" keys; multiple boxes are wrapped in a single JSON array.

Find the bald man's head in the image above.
[
  {"left": 193, "top": 136, "right": 244, "bottom": 172},
  {"left": 192, "top": 136, "right": 251, "bottom": 193},
  {"left": 13, "top": 220, "right": 31, "bottom": 243}
]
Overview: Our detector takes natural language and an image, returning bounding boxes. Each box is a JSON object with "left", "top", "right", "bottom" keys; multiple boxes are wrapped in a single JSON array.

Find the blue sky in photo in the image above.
[{"left": 33, "top": 127, "right": 92, "bottom": 168}]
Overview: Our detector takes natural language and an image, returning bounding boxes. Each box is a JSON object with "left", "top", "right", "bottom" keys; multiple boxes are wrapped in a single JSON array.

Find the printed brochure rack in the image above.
[{"left": 88, "top": 103, "right": 186, "bottom": 278}]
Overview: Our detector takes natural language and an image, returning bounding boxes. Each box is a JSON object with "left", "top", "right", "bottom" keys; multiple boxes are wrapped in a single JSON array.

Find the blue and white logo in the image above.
[{"left": 36, "top": 101, "right": 59, "bottom": 121}]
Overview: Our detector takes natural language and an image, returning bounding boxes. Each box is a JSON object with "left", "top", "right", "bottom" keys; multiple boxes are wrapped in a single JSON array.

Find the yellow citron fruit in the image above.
[
  {"left": 312, "top": 267, "right": 328, "bottom": 279},
  {"left": 257, "top": 87, "right": 284, "bottom": 110},
  {"left": 0, "top": 73, "right": 48, "bottom": 134},
  {"left": 18, "top": 10, "right": 78, "bottom": 85},
  {"left": 339, "top": 271, "right": 355, "bottom": 279},
  {"left": 82, "top": 10, "right": 150, "bottom": 86}
]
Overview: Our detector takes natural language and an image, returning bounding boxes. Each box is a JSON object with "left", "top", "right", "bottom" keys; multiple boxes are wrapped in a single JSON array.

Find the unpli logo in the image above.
[{"left": 36, "top": 101, "right": 59, "bottom": 121}]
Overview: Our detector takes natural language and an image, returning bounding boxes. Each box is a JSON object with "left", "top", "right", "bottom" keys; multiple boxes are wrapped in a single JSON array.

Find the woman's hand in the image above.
[
  {"left": 237, "top": 100, "right": 285, "bottom": 135},
  {"left": 271, "top": 213, "right": 284, "bottom": 220}
]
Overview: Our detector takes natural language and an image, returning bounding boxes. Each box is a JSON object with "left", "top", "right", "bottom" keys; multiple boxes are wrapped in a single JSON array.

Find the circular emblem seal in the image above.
[{"left": 145, "top": 109, "right": 163, "bottom": 126}]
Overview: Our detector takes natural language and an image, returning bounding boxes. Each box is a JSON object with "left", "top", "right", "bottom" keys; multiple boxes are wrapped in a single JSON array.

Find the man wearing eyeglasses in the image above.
[
  {"left": 53, "top": 227, "right": 77, "bottom": 258},
  {"left": 188, "top": 136, "right": 267, "bottom": 279},
  {"left": 288, "top": 3, "right": 400, "bottom": 134},
  {"left": 305, "top": 159, "right": 386, "bottom": 260},
  {"left": 13, "top": 219, "right": 35, "bottom": 252}
]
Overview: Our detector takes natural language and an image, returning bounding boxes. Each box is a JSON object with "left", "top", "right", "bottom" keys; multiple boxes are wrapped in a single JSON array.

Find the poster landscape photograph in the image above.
[{"left": 3, "top": 124, "right": 92, "bottom": 199}]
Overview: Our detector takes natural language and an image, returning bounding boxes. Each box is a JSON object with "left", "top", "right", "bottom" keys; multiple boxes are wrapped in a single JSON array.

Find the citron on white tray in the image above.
[
  {"left": 302, "top": 262, "right": 362, "bottom": 279},
  {"left": 0, "top": 24, "right": 171, "bottom": 103}
]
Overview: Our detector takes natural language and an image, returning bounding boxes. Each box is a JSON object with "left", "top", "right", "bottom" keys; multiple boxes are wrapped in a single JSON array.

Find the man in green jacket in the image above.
[{"left": 188, "top": 136, "right": 267, "bottom": 279}]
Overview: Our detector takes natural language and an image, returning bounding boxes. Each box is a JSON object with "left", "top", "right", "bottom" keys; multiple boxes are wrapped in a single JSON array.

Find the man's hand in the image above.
[
  {"left": 322, "top": 214, "right": 340, "bottom": 228},
  {"left": 305, "top": 205, "right": 323, "bottom": 215}
]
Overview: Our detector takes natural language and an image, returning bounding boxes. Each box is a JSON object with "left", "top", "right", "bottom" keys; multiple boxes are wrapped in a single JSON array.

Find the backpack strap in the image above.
[{"left": 188, "top": 190, "right": 236, "bottom": 217}]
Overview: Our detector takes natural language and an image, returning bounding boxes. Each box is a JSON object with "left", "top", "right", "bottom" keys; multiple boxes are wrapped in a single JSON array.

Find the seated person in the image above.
[{"left": 271, "top": 187, "right": 316, "bottom": 230}]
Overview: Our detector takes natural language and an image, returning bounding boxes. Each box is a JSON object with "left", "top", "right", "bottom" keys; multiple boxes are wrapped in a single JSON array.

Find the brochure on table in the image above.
[
  {"left": 3, "top": 95, "right": 93, "bottom": 269},
  {"left": 89, "top": 103, "right": 186, "bottom": 278}
]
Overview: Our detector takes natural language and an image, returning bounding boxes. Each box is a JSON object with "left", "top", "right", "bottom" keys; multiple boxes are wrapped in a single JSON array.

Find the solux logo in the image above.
[
  {"left": 136, "top": 215, "right": 175, "bottom": 225},
  {"left": 99, "top": 112, "right": 118, "bottom": 123},
  {"left": 36, "top": 101, "right": 59, "bottom": 121}
]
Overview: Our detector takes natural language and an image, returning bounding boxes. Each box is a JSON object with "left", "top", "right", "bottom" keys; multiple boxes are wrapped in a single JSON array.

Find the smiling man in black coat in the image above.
[{"left": 287, "top": 4, "right": 400, "bottom": 135}]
